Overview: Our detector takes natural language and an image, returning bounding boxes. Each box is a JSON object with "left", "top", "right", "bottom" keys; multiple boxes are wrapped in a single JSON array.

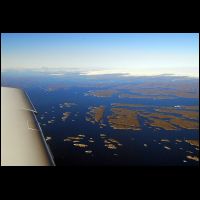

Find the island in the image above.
[
  {"left": 61, "top": 112, "right": 71, "bottom": 122},
  {"left": 86, "top": 106, "right": 105, "bottom": 126},
  {"left": 63, "top": 102, "right": 76, "bottom": 107},
  {"left": 73, "top": 143, "right": 88, "bottom": 148},
  {"left": 148, "top": 118, "right": 177, "bottom": 130},
  {"left": 104, "top": 138, "right": 122, "bottom": 150},
  {"left": 119, "top": 93, "right": 175, "bottom": 99},
  {"left": 108, "top": 108, "right": 141, "bottom": 130},
  {"left": 185, "top": 140, "right": 199, "bottom": 147},
  {"left": 111, "top": 103, "right": 147, "bottom": 107},
  {"left": 186, "top": 155, "right": 199, "bottom": 161},
  {"left": 170, "top": 118, "right": 199, "bottom": 129},
  {"left": 156, "top": 108, "right": 199, "bottom": 120},
  {"left": 87, "top": 89, "right": 118, "bottom": 97}
]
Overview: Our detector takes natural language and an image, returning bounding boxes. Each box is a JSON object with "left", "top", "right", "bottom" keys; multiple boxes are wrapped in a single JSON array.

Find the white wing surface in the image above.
[{"left": 1, "top": 87, "right": 55, "bottom": 166}]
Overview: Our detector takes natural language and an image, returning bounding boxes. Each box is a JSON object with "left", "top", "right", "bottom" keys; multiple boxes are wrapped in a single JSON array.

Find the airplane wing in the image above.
[{"left": 1, "top": 87, "right": 55, "bottom": 166}]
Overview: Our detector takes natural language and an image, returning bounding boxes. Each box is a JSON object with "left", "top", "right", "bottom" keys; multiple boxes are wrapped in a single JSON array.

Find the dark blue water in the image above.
[{"left": 25, "top": 87, "right": 199, "bottom": 166}]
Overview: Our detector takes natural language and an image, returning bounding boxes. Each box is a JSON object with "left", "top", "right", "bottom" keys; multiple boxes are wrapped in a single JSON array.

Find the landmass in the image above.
[
  {"left": 86, "top": 106, "right": 106, "bottom": 126},
  {"left": 73, "top": 143, "right": 88, "bottom": 148},
  {"left": 86, "top": 90, "right": 118, "bottom": 97},
  {"left": 119, "top": 93, "right": 175, "bottom": 99},
  {"left": 186, "top": 155, "right": 199, "bottom": 161},
  {"left": 59, "top": 102, "right": 76, "bottom": 108},
  {"left": 104, "top": 138, "right": 122, "bottom": 150},
  {"left": 185, "top": 140, "right": 199, "bottom": 147},
  {"left": 156, "top": 108, "right": 199, "bottom": 120},
  {"left": 164, "top": 146, "right": 171, "bottom": 150},
  {"left": 108, "top": 108, "right": 141, "bottom": 130},
  {"left": 148, "top": 118, "right": 177, "bottom": 130},
  {"left": 170, "top": 118, "right": 199, "bottom": 129},
  {"left": 111, "top": 103, "right": 147, "bottom": 107},
  {"left": 116, "top": 81, "right": 199, "bottom": 99},
  {"left": 61, "top": 112, "right": 71, "bottom": 121}
]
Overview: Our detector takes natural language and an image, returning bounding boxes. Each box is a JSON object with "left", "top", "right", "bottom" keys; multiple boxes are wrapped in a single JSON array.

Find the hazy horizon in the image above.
[{"left": 1, "top": 33, "right": 199, "bottom": 77}]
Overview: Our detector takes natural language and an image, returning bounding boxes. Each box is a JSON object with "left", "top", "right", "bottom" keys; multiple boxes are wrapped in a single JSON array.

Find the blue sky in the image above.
[{"left": 1, "top": 33, "right": 199, "bottom": 76}]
